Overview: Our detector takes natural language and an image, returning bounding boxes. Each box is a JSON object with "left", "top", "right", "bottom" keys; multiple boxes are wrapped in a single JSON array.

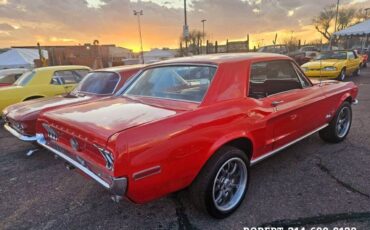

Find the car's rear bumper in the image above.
[
  {"left": 4, "top": 123, "right": 38, "bottom": 142},
  {"left": 36, "top": 133, "right": 127, "bottom": 197}
]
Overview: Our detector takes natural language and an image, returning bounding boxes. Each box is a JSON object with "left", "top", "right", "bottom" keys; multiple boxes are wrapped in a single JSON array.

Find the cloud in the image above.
[
  {"left": 0, "top": 0, "right": 369, "bottom": 50},
  {"left": 0, "top": 23, "right": 15, "bottom": 31}
]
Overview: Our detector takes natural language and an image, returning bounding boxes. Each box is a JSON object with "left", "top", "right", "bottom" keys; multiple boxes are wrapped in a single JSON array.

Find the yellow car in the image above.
[
  {"left": 301, "top": 50, "right": 362, "bottom": 81},
  {"left": 0, "top": 65, "right": 90, "bottom": 115}
]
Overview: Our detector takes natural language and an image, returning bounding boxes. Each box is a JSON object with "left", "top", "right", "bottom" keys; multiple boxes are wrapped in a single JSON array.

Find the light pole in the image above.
[
  {"left": 330, "top": 0, "right": 340, "bottom": 50},
  {"left": 201, "top": 19, "right": 207, "bottom": 54},
  {"left": 134, "top": 10, "right": 144, "bottom": 64}
]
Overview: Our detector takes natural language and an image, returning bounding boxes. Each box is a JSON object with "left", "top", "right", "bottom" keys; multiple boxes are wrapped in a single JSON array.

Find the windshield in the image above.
[
  {"left": 13, "top": 71, "right": 36, "bottom": 86},
  {"left": 72, "top": 72, "right": 120, "bottom": 95},
  {"left": 315, "top": 51, "right": 347, "bottom": 60},
  {"left": 123, "top": 65, "right": 217, "bottom": 103}
]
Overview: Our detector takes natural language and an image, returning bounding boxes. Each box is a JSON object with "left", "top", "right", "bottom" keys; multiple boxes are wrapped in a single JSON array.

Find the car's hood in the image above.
[
  {"left": 302, "top": 59, "right": 342, "bottom": 68},
  {"left": 40, "top": 97, "right": 184, "bottom": 141},
  {"left": 5, "top": 95, "right": 94, "bottom": 121}
]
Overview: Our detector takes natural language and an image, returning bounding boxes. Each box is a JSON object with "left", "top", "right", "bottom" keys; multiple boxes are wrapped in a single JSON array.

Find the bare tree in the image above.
[
  {"left": 313, "top": 6, "right": 336, "bottom": 41},
  {"left": 179, "top": 29, "right": 206, "bottom": 55},
  {"left": 313, "top": 5, "right": 359, "bottom": 41}
]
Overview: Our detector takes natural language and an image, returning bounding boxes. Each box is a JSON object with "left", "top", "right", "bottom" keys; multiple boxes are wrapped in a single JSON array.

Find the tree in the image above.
[
  {"left": 313, "top": 5, "right": 359, "bottom": 41},
  {"left": 179, "top": 29, "right": 205, "bottom": 55}
]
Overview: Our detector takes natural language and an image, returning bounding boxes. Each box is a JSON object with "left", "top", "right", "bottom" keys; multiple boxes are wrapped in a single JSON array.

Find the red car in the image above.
[
  {"left": 35, "top": 54, "right": 358, "bottom": 218},
  {"left": 2, "top": 65, "right": 144, "bottom": 143}
]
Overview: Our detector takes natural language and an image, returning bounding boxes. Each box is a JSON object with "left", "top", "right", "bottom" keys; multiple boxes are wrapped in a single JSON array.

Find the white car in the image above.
[{"left": 0, "top": 68, "right": 29, "bottom": 87}]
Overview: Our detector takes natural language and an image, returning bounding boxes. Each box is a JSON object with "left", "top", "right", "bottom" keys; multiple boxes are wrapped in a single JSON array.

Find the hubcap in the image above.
[
  {"left": 341, "top": 70, "right": 345, "bottom": 81},
  {"left": 212, "top": 157, "right": 247, "bottom": 212},
  {"left": 336, "top": 107, "right": 351, "bottom": 138}
]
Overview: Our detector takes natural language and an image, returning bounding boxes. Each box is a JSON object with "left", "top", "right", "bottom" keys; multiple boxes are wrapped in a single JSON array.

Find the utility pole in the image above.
[
  {"left": 134, "top": 10, "right": 144, "bottom": 64},
  {"left": 330, "top": 0, "right": 340, "bottom": 50},
  {"left": 201, "top": 19, "right": 207, "bottom": 54},
  {"left": 183, "top": 0, "right": 189, "bottom": 55}
]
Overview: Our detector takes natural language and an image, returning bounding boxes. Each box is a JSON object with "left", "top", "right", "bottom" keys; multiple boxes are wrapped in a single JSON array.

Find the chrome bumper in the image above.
[
  {"left": 36, "top": 133, "right": 127, "bottom": 197},
  {"left": 4, "top": 123, "right": 38, "bottom": 142},
  {"left": 353, "top": 99, "right": 359, "bottom": 105}
]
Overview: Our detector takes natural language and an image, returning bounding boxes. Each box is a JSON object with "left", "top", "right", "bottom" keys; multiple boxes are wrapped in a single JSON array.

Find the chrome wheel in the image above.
[
  {"left": 340, "top": 70, "right": 346, "bottom": 81},
  {"left": 212, "top": 157, "right": 247, "bottom": 212},
  {"left": 336, "top": 107, "right": 351, "bottom": 138}
]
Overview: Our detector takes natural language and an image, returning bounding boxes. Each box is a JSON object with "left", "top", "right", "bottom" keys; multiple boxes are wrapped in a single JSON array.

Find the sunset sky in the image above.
[{"left": 0, "top": 0, "right": 369, "bottom": 52}]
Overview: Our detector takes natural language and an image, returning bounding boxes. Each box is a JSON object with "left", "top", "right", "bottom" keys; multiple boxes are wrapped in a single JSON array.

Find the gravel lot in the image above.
[{"left": 1, "top": 68, "right": 370, "bottom": 230}]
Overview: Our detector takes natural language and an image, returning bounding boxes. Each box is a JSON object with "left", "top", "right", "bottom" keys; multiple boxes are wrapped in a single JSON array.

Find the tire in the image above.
[
  {"left": 189, "top": 146, "right": 250, "bottom": 219},
  {"left": 319, "top": 101, "right": 352, "bottom": 143},
  {"left": 337, "top": 69, "right": 346, "bottom": 81}
]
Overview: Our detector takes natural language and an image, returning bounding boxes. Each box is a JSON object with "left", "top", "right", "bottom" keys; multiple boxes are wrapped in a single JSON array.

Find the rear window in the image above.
[
  {"left": 14, "top": 71, "right": 35, "bottom": 86},
  {"left": 123, "top": 65, "right": 217, "bottom": 102},
  {"left": 73, "top": 72, "right": 120, "bottom": 95}
]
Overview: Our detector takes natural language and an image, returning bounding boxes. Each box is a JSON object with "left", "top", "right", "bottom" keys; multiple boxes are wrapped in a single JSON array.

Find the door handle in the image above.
[{"left": 271, "top": 100, "right": 284, "bottom": 107}]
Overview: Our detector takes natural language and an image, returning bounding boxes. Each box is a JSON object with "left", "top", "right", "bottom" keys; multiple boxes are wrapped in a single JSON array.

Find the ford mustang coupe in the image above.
[
  {"left": 2, "top": 65, "right": 144, "bottom": 142},
  {"left": 0, "top": 65, "right": 91, "bottom": 114},
  {"left": 35, "top": 53, "right": 358, "bottom": 218}
]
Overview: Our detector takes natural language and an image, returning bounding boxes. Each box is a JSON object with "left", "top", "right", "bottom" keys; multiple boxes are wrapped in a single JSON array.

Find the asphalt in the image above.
[{"left": 1, "top": 68, "right": 370, "bottom": 230}]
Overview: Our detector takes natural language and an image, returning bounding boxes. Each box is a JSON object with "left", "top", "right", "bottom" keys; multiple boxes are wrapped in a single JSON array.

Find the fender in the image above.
[
  {"left": 337, "top": 91, "right": 353, "bottom": 108},
  {"left": 205, "top": 130, "right": 255, "bottom": 164}
]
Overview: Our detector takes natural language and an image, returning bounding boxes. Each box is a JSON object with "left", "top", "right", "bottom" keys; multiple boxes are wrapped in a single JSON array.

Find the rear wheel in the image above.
[
  {"left": 319, "top": 101, "right": 352, "bottom": 143},
  {"left": 337, "top": 69, "right": 346, "bottom": 81},
  {"left": 189, "top": 146, "right": 249, "bottom": 219}
]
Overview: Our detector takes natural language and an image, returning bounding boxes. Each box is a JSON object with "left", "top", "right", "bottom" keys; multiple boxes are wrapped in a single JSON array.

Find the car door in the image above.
[
  {"left": 249, "top": 60, "right": 326, "bottom": 150},
  {"left": 346, "top": 52, "right": 358, "bottom": 74}
]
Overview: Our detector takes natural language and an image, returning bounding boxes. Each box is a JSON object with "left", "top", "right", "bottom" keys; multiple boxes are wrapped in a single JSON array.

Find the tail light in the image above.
[{"left": 94, "top": 144, "right": 114, "bottom": 171}]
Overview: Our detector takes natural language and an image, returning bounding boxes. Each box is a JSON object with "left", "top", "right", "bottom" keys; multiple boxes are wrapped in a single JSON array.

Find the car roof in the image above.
[
  {"left": 34, "top": 65, "right": 90, "bottom": 72},
  {"left": 151, "top": 53, "right": 288, "bottom": 66},
  {"left": 98, "top": 64, "right": 146, "bottom": 74}
]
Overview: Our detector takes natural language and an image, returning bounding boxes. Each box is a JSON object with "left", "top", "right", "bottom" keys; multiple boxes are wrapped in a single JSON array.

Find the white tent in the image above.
[
  {"left": 334, "top": 19, "right": 370, "bottom": 37},
  {"left": 0, "top": 48, "right": 48, "bottom": 70}
]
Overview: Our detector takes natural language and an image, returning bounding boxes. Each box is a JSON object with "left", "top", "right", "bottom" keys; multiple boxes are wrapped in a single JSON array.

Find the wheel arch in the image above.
[{"left": 22, "top": 95, "right": 45, "bottom": 101}]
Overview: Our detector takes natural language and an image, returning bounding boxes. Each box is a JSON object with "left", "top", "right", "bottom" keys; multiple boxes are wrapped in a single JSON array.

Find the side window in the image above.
[
  {"left": 348, "top": 52, "right": 355, "bottom": 60},
  {"left": 73, "top": 69, "right": 89, "bottom": 82},
  {"left": 249, "top": 60, "right": 303, "bottom": 99},
  {"left": 54, "top": 70, "right": 80, "bottom": 85}
]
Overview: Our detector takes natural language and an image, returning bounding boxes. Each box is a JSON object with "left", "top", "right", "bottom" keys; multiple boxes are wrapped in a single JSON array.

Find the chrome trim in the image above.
[
  {"left": 352, "top": 99, "right": 359, "bottom": 105},
  {"left": 250, "top": 124, "right": 329, "bottom": 165},
  {"left": 133, "top": 166, "right": 161, "bottom": 181},
  {"left": 4, "top": 124, "right": 38, "bottom": 142},
  {"left": 36, "top": 134, "right": 127, "bottom": 196}
]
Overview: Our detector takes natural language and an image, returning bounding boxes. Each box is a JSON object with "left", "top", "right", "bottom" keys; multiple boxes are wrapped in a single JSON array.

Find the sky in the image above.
[{"left": 0, "top": 0, "right": 369, "bottom": 52}]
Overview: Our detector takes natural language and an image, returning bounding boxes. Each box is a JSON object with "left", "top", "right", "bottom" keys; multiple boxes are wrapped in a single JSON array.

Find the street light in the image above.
[
  {"left": 134, "top": 10, "right": 144, "bottom": 64},
  {"left": 183, "top": 0, "right": 189, "bottom": 55},
  {"left": 201, "top": 19, "right": 207, "bottom": 54},
  {"left": 330, "top": 0, "right": 340, "bottom": 50}
]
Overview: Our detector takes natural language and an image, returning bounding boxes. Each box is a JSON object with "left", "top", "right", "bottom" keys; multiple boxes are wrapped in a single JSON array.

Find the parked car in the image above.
[
  {"left": 354, "top": 49, "right": 368, "bottom": 68},
  {"left": 2, "top": 65, "right": 144, "bottom": 142},
  {"left": 0, "top": 68, "right": 29, "bottom": 87},
  {"left": 301, "top": 50, "right": 362, "bottom": 81},
  {"left": 0, "top": 65, "right": 90, "bottom": 115},
  {"left": 35, "top": 53, "right": 358, "bottom": 218},
  {"left": 258, "top": 44, "right": 310, "bottom": 65},
  {"left": 298, "top": 46, "right": 320, "bottom": 58}
]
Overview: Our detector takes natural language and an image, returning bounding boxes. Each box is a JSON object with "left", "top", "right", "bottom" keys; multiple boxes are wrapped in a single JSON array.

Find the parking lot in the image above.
[{"left": 1, "top": 69, "right": 370, "bottom": 230}]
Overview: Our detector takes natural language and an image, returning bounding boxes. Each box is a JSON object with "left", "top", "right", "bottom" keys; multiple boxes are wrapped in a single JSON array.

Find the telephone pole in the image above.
[{"left": 134, "top": 10, "right": 144, "bottom": 64}]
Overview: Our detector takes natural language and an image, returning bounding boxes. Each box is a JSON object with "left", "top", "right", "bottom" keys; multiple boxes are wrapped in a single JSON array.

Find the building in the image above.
[{"left": 13, "top": 44, "right": 134, "bottom": 69}]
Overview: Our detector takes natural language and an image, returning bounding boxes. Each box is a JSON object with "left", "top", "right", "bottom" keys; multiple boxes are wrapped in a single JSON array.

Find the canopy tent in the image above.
[
  {"left": 333, "top": 19, "right": 370, "bottom": 37},
  {"left": 0, "top": 48, "right": 48, "bottom": 70}
]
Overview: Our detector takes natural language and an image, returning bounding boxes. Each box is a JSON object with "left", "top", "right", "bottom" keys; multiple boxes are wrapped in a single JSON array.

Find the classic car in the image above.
[
  {"left": 0, "top": 65, "right": 90, "bottom": 114},
  {"left": 0, "top": 68, "right": 29, "bottom": 87},
  {"left": 301, "top": 50, "right": 362, "bottom": 81},
  {"left": 257, "top": 44, "right": 310, "bottom": 65},
  {"left": 35, "top": 53, "right": 358, "bottom": 218},
  {"left": 2, "top": 65, "right": 144, "bottom": 143}
]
